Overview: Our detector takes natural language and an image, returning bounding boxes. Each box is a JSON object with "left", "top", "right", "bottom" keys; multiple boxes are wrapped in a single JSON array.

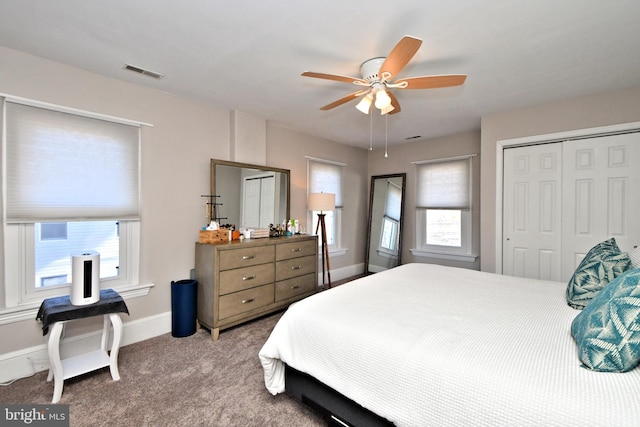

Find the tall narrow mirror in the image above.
[{"left": 365, "top": 173, "right": 406, "bottom": 274}]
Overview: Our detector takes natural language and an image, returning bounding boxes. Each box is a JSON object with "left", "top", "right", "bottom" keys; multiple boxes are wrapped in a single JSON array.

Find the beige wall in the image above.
[
  {"left": 368, "top": 130, "right": 481, "bottom": 270},
  {"left": 480, "top": 85, "right": 640, "bottom": 272},
  {"left": 0, "top": 45, "right": 228, "bottom": 352},
  {"left": 3, "top": 42, "right": 638, "bottom": 360},
  {"left": 266, "top": 124, "right": 369, "bottom": 271},
  {"left": 0, "top": 46, "right": 365, "bottom": 356}
]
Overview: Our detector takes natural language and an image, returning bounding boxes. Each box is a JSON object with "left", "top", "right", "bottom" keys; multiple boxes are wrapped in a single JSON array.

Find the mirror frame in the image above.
[
  {"left": 364, "top": 173, "right": 406, "bottom": 274},
  {"left": 210, "top": 158, "right": 291, "bottom": 227}
]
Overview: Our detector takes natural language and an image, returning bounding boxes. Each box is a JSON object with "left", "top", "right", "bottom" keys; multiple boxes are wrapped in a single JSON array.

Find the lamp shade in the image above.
[
  {"left": 374, "top": 89, "right": 392, "bottom": 109},
  {"left": 308, "top": 192, "right": 335, "bottom": 212},
  {"left": 355, "top": 93, "right": 373, "bottom": 114}
]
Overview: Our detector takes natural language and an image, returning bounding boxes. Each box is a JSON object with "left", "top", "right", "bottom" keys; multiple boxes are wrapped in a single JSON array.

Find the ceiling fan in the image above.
[{"left": 302, "top": 35, "right": 466, "bottom": 115}]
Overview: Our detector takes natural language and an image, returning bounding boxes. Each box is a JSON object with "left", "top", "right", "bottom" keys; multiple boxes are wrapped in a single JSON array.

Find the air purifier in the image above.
[{"left": 70, "top": 251, "right": 100, "bottom": 306}]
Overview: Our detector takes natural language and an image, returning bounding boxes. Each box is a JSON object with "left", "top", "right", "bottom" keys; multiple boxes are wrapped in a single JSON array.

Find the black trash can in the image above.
[{"left": 171, "top": 279, "right": 197, "bottom": 337}]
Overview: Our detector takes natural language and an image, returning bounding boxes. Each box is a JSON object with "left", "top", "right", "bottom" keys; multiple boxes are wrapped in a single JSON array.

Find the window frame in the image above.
[
  {"left": 4, "top": 221, "right": 140, "bottom": 306},
  {"left": 1, "top": 96, "right": 149, "bottom": 321},
  {"left": 306, "top": 157, "right": 346, "bottom": 254},
  {"left": 411, "top": 155, "right": 477, "bottom": 262},
  {"left": 378, "top": 215, "right": 400, "bottom": 255}
]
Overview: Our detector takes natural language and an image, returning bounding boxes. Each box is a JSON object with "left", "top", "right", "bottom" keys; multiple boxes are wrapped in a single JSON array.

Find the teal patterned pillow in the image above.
[
  {"left": 571, "top": 268, "right": 640, "bottom": 372},
  {"left": 566, "top": 238, "right": 631, "bottom": 309}
]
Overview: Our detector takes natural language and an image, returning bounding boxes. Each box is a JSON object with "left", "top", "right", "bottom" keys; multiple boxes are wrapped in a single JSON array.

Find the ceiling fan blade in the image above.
[
  {"left": 302, "top": 71, "right": 367, "bottom": 85},
  {"left": 388, "top": 91, "right": 401, "bottom": 114},
  {"left": 396, "top": 74, "right": 467, "bottom": 89},
  {"left": 379, "top": 36, "right": 423, "bottom": 82},
  {"left": 319, "top": 91, "right": 366, "bottom": 110}
]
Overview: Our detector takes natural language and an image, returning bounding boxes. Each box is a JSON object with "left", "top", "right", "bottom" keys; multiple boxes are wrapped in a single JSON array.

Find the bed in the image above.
[{"left": 259, "top": 263, "right": 640, "bottom": 426}]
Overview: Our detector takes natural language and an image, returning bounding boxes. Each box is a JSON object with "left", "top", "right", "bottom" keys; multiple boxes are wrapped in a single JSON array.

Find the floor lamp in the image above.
[{"left": 308, "top": 192, "right": 335, "bottom": 289}]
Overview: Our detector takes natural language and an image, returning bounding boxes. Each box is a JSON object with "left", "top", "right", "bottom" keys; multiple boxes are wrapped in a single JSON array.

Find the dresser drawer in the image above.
[
  {"left": 218, "top": 284, "right": 274, "bottom": 320},
  {"left": 276, "top": 273, "right": 316, "bottom": 301},
  {"left": 219, "top": 245, "right": 275, "bottom": 270},
  {"left": 219, "top": 264, "right": 274, "bottom": 295},
  {"left": 276, "top": 239, "right": 317, "bottom": 261},
  {"left": 276, "top": 255, "right": 316, "bottom": 281}
]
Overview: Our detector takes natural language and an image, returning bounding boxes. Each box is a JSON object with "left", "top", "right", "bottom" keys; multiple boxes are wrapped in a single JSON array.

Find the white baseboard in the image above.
[
  {"left": 1, "top": 263, "right": 366, "bottom": 385},
  {"left": 318, "top": 263, "right": 364, "bottom": 285},
  {"left": 0, "top": 311, "right": 172, "bottom": 385}
]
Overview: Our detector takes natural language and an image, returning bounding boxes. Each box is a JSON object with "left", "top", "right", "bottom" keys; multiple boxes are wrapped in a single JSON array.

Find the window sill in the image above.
[
  {"left": 410, "top": 249, "right": 477, "bottom": 263},
  {"left": 377, "top": 249, "right": 399, "bottom": 259},
  {"left": 0, "top": 283, "right": 154, "bottom": 325},
  {"left": 324, "top": 247, "right": 348, "bottom": 257}
]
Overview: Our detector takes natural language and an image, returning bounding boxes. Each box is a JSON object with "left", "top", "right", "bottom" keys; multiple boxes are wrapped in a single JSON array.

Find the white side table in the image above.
[{"left": 36, "top": 289, "right": 129, "bottom": 403}]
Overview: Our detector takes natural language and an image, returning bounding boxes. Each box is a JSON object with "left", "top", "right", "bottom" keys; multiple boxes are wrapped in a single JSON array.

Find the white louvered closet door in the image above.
[{"left": 503, "top": 143, "right": 563, "bottom": 281}]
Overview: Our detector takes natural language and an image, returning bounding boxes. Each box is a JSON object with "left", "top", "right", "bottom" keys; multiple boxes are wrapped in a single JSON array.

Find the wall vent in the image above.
[
  {"left": 123, "top": 64, "right": 164, "bottom": 79},
  {"left": 405, "top": 135, "right": 422, "bottom": 140}
]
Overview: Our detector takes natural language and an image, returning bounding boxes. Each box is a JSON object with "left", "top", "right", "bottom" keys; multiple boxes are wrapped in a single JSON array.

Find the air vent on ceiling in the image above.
[{"left": 123, "top": 64, "right": 164, "bottom": 79}]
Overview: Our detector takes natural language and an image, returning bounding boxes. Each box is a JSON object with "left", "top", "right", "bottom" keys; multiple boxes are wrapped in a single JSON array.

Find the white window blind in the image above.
[
  {"left": 385, "top": 180, "right": 402, "bottom": 221},
  {"left": 308, "top": 159, "right": 343, "bottom": 207},
  {"left": 5, "top": 101, "right": 140, "bottom": 222},
  {"left": 416, "top": 157, "right": 471, "bottom": 209}
]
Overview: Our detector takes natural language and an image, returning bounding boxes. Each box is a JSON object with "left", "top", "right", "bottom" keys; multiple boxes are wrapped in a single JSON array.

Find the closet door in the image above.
[
  {"left": 561, "top": 133, "right": 640, "bottom": 280},
  {"left": 243, "top": 177, "right": 261, "bottom": 228},
  {"left": 258, "top": 175, "right": 275, "bottom": 228},
  {"left": 503, "top": 143, "right": 563, "bottom": 280},
  {"left": 242, "top": 175, "right": 276, "bottom": 228}
]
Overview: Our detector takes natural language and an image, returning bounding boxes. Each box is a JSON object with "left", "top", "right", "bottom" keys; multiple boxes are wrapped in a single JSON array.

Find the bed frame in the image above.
[{"left": 285, "top": 364, "right": 394, "bottom": 427}]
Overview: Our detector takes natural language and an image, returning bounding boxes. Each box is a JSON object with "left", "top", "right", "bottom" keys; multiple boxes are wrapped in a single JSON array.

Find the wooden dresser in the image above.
[{"left": 195, "top": 234, "right": 318, "bottom": 341}]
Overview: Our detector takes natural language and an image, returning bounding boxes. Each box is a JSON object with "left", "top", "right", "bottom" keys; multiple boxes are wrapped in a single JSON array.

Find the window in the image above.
[
  {"left": 378, "top": 179, "right": 402, "bottom": 255},
  {"left": 34, "top": 221, "right": 120, "bottom": 289},
  {"left": 3, "top": 98, "right": 141, "bottom": 309},
  {"left": 412, "top": 156, "right": 475, "bottom": 261},
  {"left": 380, "top": 216, "right": 399, "bottom": 252},
  {"left": 307, "top": 157, "right": 345, "bottom": 251},
  {"left": 40, "top": 222, "right": 68, "bottom": 241}
]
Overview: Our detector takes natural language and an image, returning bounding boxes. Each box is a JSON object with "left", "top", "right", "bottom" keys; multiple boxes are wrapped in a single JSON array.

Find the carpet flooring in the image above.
[{"left": 2, "top": 312, "right": 325, "bottom": 426}]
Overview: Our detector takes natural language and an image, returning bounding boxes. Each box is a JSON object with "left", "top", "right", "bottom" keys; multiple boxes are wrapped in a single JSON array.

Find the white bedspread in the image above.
[{"left": 259, "top": 263, "right": 640, "bottom": 426}]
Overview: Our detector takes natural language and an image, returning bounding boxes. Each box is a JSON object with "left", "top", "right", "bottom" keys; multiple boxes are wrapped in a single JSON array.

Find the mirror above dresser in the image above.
[{"left": 210, "top": 159, "right": 290, "bottom": 229}]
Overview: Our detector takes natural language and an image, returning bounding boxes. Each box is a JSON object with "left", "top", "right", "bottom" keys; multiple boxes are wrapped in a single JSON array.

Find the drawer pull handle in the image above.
[
  {"left": 242, "top": 275, "right": 255, "bottom": 281},
  {"left": 291, "top": 265, "right": 301, "bottom": 270},
  {"left": 242, "top": 255, "right": 256, "bottom": 260},
  {"left": 241, "top": 298, "right": 255, "bottom": 304},
  {"left": 291, "top": 248, "right": 302, "bottom": 252},
  {"left": 291, "top": 285, "right": 301, "bottom": 290}
]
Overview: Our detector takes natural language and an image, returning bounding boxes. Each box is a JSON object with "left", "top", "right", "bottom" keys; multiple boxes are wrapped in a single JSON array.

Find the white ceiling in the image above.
[{"left": 1, "top": 1, "right": 640, "bottom": 149}]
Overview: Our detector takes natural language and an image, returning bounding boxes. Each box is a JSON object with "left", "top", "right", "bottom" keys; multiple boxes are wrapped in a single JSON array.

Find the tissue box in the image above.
[{"left": 199, "top": 229, "right": 229, "bottom": 244}]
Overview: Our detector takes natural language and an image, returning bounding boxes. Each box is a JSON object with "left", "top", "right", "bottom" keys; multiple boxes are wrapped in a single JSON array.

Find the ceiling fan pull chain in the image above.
[
  {"left": 369, "top": 112, "right": 373, "bottom": 151},
  {"left": 384, "top": 114, "right": 389, "bottom": 158}
]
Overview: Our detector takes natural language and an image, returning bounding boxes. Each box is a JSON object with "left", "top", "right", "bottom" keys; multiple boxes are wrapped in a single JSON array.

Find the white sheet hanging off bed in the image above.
[{"left": 259, "top": 263, "right": 640, "bottom": 426}]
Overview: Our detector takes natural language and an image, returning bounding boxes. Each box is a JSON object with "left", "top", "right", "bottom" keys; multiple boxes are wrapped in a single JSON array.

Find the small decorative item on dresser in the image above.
[
  {"left": 199, "top": 229, "right": 229, "bottom": 244},
  {"left": 251, "top": 228, "right": 271, "bottom": 238}
]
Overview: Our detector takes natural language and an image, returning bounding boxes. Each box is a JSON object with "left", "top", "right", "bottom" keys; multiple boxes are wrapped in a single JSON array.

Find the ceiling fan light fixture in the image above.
[
  {"left": 374, "top": 89, "right": 392, "bottom": 109},
  {"left": 380, "top": 103, "right": 395, "bottom": 115},
  {"left": 301, "top": 36, "right": 467, "bottom": 119},
  {"left": 355, "top": 93, "right": 373, "bottom": 114}
]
